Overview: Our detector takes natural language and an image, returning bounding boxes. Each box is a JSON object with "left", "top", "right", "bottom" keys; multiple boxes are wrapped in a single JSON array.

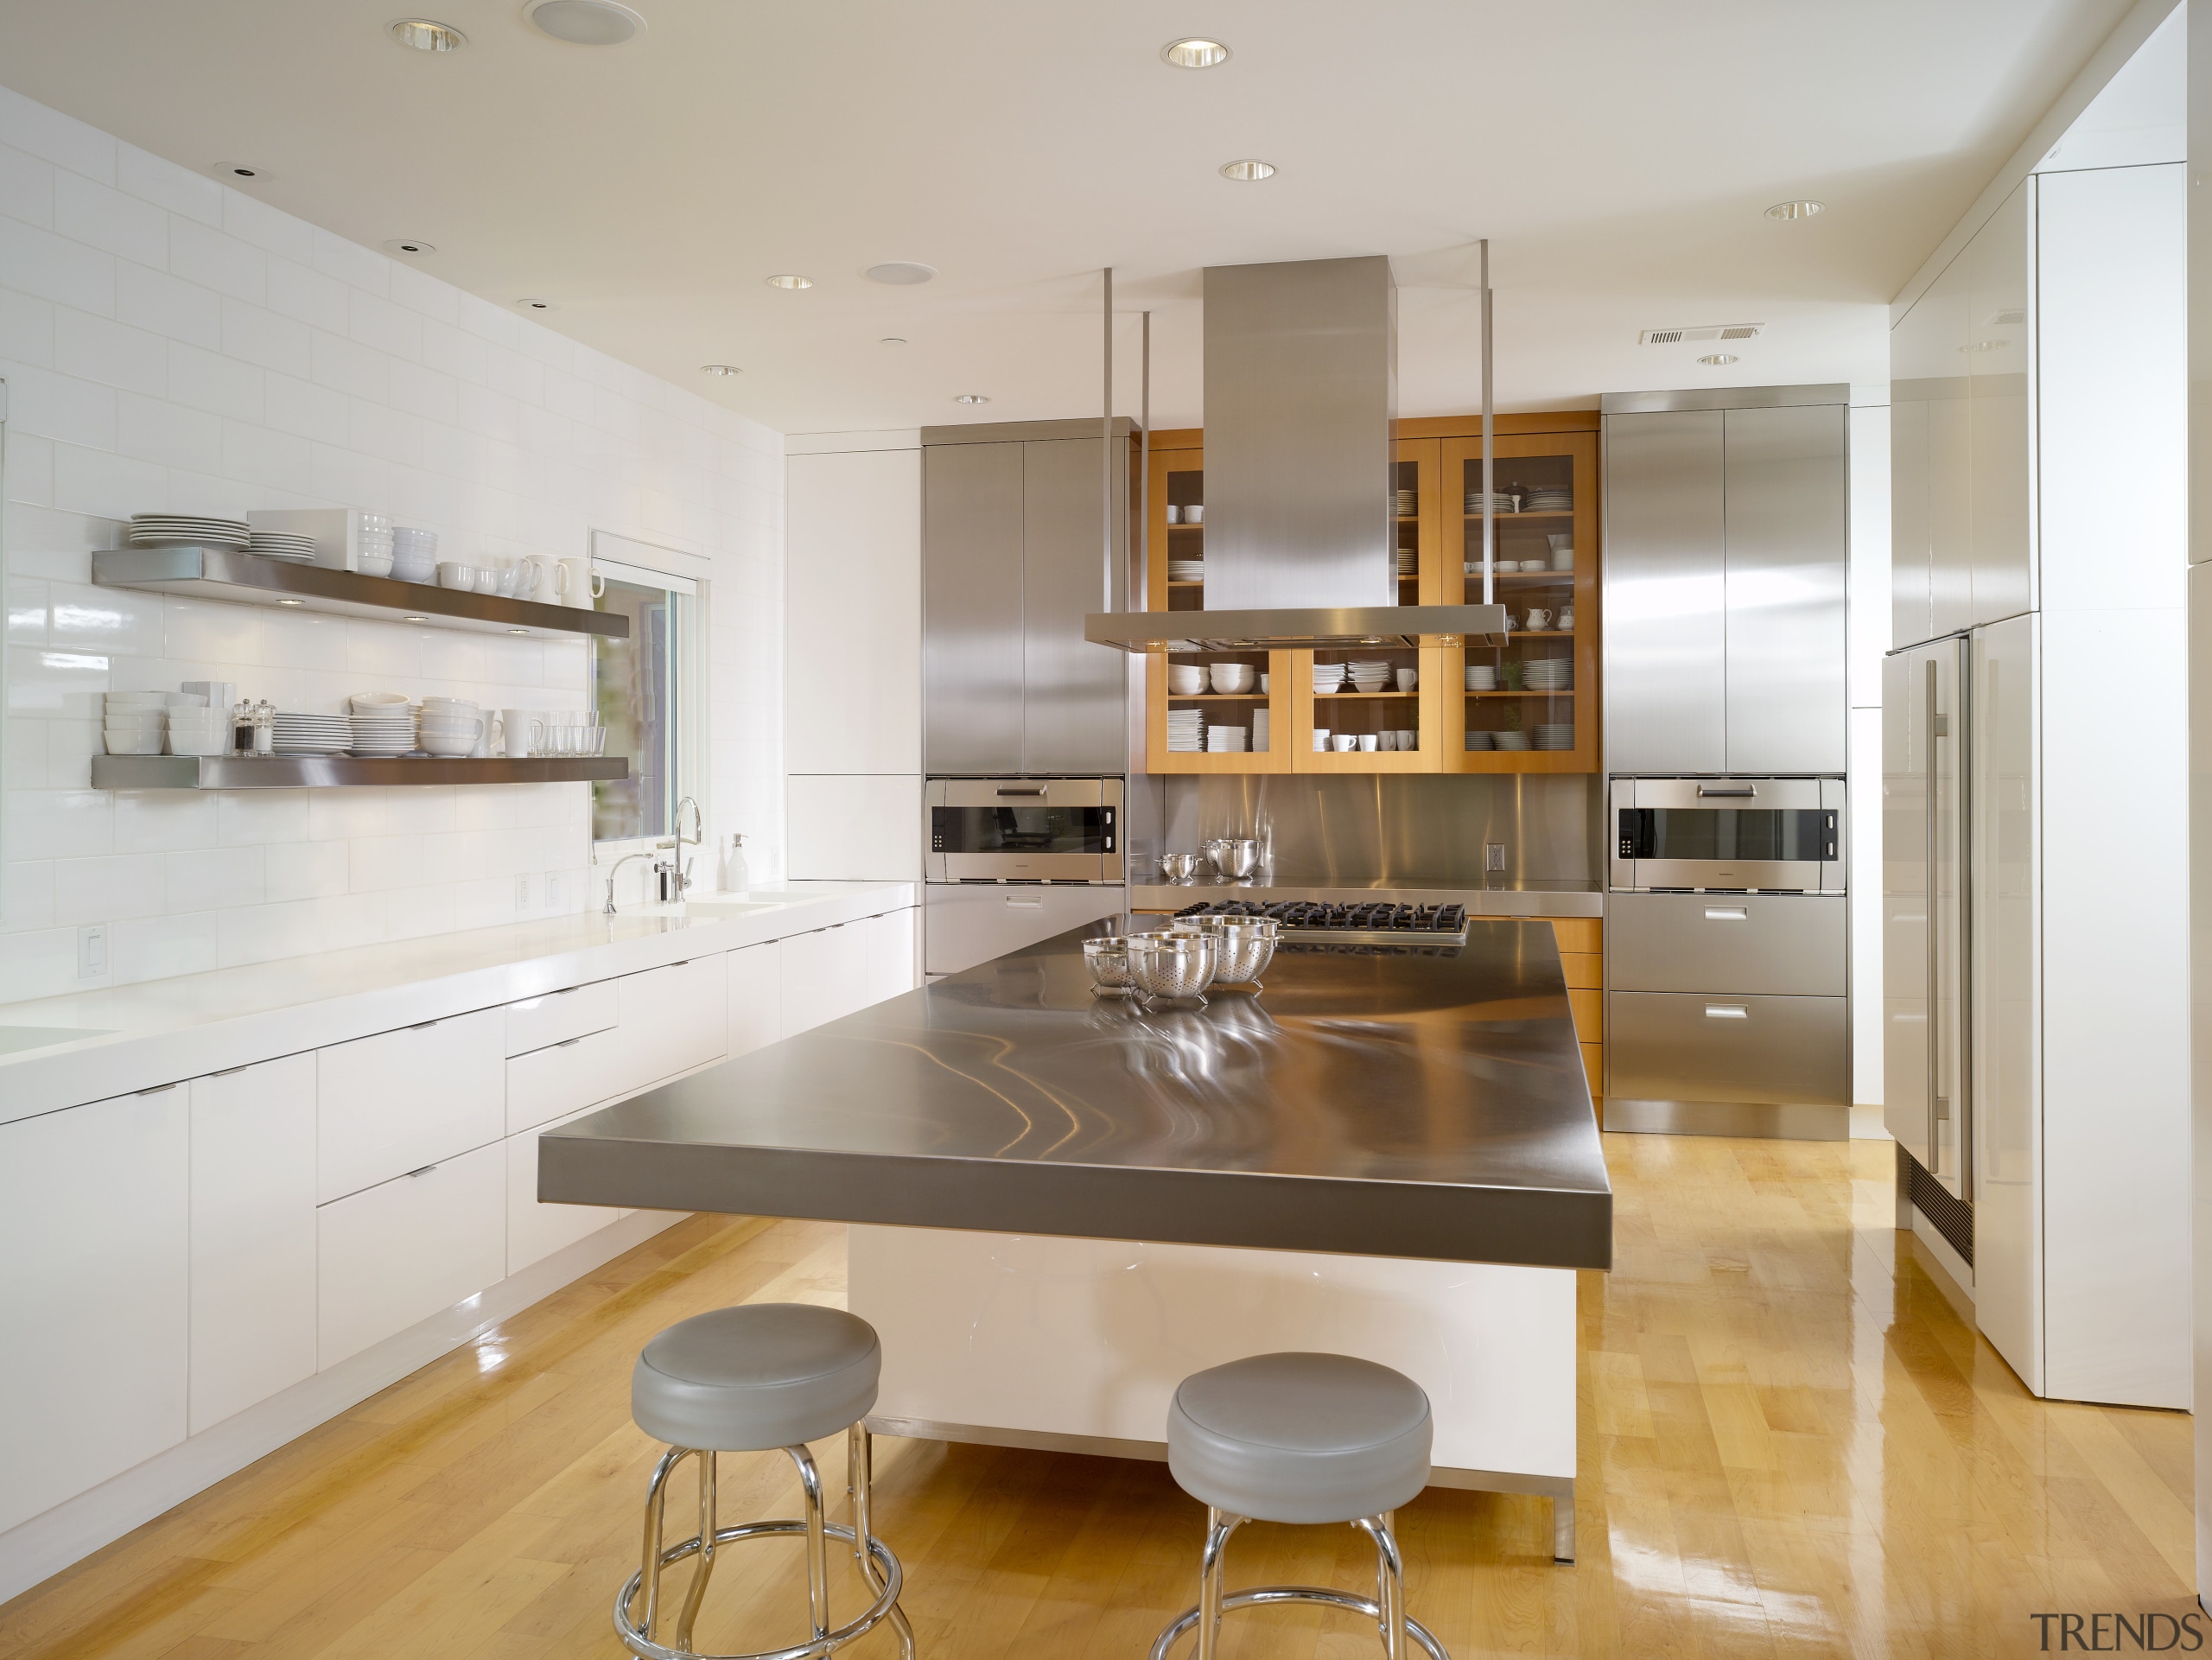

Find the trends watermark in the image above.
[{"left": 2030, "top": 1612, "right": 2204, "bottom": 1651}]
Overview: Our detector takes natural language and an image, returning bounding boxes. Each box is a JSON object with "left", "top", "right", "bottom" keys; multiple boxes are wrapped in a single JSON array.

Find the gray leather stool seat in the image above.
[
  {"left": 616, "top": 1303, "right": 912, "bottom": 1660},
  {"left": 1153, "top": 1352, "right": 1448, "bottom": 1660},
  {"left": 1167, "top": 1352, "right": 1432, "bottom": 1525},
  {"left": 632, "top": 1303, "right": 880, "bottom": 1452}
]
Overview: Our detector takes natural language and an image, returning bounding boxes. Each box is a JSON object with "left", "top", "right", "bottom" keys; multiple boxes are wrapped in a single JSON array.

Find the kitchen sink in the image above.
[{"left": 0, "top": 1025, "right": 112, "bottom": 1056}]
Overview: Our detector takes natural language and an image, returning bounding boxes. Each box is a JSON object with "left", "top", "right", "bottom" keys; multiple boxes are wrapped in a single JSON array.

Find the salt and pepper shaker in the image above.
[{"left": 251, "top": 699, "right": 276, "bottom": 756}]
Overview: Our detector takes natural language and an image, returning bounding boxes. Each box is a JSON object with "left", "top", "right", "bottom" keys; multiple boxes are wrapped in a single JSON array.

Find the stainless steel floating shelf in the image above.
[
  {"left": 91, "top": 547, "right": 632, "bottom": 639},
  {"left": 1085, "top": 603, "right": 1510, "bottom": 653},
  {"left": 91, "top": 755, "right": 629, "bottom": 791}
]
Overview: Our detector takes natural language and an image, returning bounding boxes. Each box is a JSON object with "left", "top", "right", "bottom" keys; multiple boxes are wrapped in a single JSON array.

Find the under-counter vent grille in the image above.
[
  {"left": 1639, "top": 324, "right": 1763, "bottom": 345},
  {"left": 1902, "top": 1144, "right": 1974, "bottom": 1266}
]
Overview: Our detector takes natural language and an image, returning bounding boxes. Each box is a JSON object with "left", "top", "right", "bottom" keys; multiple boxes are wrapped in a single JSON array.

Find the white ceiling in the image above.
[{"left": 0, "top": 0, "right": 2144, "bottom": 432}]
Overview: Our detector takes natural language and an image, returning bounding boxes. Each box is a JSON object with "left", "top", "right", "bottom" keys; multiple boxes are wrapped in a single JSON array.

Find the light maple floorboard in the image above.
[{"left": 3, "top": 1135, "right": 2195, "bottom": 1658}]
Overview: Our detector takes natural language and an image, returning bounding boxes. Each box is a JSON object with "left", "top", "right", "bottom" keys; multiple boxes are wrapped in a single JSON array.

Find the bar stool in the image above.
[
  {"left": 1149, "top": 1352, "right": 1448, "bottom": 1660},
  {"left": 615, "top": 1303, "right": 915, "bottom": 1660}
]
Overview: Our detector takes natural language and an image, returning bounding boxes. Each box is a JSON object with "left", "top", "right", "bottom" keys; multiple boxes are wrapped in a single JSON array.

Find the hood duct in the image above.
[{"left": 1087, "top": 252, "right": 1507, "bottom": 652}]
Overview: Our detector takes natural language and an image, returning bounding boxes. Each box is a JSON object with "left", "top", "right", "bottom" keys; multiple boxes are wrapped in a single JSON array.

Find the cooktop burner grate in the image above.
[{"left": 1171, "top": 900, "right": 1469, "bottom": 944}]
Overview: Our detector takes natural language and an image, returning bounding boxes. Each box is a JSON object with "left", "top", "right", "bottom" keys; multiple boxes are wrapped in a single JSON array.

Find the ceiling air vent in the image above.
[
  {"left": 1988, "top": 308, "right": 2026, "bottom": 327},
  {"left": 1640, "top": 324, "right": 1763, "bottom": 345}
]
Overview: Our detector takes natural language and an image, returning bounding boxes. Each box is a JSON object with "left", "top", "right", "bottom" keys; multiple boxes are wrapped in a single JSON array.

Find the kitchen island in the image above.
[{"left": 540, "top": 919, "right": 1610, "bottom": 1558}]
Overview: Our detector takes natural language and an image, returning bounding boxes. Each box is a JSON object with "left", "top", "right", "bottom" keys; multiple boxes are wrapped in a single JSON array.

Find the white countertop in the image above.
[{"left": 0, "top": 882, "right": 916, "bottom": 1126}]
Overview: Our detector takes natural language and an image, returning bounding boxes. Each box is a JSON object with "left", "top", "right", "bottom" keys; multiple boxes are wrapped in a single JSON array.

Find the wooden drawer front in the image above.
[
  {"left": 507, "top": 1104, "right": 625, "bottom": 1275},
  {"left": 1546, "top": 918, "right": 1603, "bottom": 955},
  {"left": 317, "top": 1008, "right": 505, "bottom": 1204},
  {"left": 1558, "top": 951, "right": 1601, "bottom": 990},
  {"left": 506, "top": 1024, "right": 629, "bottom": 1135},
  {"left": 316, "top": 1142, "right": 505, "bottom": 1370},
  {"left": 1567, "top": 987, "right": 1603, "bottom": 1041},
  {"left": 1606, "top": 991, "right": 1848, "bottom": 1106},
  {"left": 1580, "top": 1043, "right": 1604, "bottom": 1094},
  {"left": 616, "top": 955, "right": 729, "bottom": 1089},
  {"left": 505, "top": 979, "right": 617, "bottom": 1057}
]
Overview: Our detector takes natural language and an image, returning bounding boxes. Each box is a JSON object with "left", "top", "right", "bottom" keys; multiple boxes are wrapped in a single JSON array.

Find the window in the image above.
[{"left": 591, "top": 559, "right": 699, "bottom": 847}]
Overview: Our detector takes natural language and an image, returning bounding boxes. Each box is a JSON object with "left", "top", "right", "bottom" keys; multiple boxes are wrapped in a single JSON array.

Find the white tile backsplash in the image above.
[{"left": 0, "top": 83, "right": 784, "bottom": 1002}]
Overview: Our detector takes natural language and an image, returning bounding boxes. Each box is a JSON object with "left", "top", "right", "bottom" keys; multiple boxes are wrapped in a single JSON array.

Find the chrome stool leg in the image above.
[
  {"left": 1148, "top": 1510, "right": 1449, "bottom": 1660},
  {"left": 674, "top": 1452, "right": 719, "bottom": 1651},
  {"left": 849, "top": 1425, "right": 916, "bottom": 1658}
]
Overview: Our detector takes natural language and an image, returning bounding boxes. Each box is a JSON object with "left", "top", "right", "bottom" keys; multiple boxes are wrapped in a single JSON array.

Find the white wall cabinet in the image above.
[
  {"left": 317, "top": 1142, "right": 505, "bottom": 1370},
  {"left": 786, "top": 775, "right": 923, "bottom": 881},
  {"left": 785, "top": 447, "right": 922, "bottom": 774},
  {"left": 189, "top": 1055, "right": 318, "bottom": 1434},
  {"left": 316, "top": 1008, "right": 505, "bottom": 1203},
  {"left": 0, "top": 1089, "right": 189, "bottom": 1534}
]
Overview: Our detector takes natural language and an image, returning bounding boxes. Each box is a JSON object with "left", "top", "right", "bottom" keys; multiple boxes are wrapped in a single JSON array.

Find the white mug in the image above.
[
  {"left": 1358, "top": 734, "right": 1379, "bottom": 753},
  {"left": 494, "top": 709, "right": 544, "bottom": 758},
  {"left": 437, "top": 561, "right": 475, "bottom": 591},
  {"left": 1524, "top": 607, "right": 1554, "bottom": 630},
  {"left": 1332, "top": 734, "right": 1357, "bottom": 752},
  {"left": 1376, "top": 731, "right": 1398, "bottom": 752},
  {"left": 1395, "top": 667, "right": 1418, "bottom": 692},
  {"left": 557, "top": 557, "right": 604, "bottom": 606},
  {"left": 1396, "top": 728, "right": 1417, "bottom": 750}
]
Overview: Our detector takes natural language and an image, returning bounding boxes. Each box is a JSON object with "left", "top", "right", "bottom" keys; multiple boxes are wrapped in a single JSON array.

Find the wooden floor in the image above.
[{"left": 3, "top": 1135, "right": 2196, "bottom": 1658}]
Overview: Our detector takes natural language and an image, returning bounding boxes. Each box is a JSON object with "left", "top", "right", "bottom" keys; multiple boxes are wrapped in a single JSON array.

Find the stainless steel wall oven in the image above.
[
  {"left": 925, "top": 777, "right": 1124, "bottom": 884},
  {"left": 1609, "top": 777, "right": 1844, "bottom": 894}
]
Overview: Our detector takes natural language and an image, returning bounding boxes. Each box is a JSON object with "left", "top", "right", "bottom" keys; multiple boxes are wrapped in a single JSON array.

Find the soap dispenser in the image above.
[{"left": 722, "top": 833, "right": 749, "bottom": 898}]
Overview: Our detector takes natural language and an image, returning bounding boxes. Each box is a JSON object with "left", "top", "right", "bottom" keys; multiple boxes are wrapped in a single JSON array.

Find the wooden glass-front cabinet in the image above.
[{"left": 1142, "top": 416, "right": 1598, "bottom": 775}]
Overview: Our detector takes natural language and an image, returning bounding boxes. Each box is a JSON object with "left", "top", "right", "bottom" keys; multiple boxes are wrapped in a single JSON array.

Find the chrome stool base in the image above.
[
  {"left": 1148, "top": 1510, "right": 1449, "bottom": 1660},
  {"left": 615, "top": 1425, "right": 914, "bottom": 1660}
]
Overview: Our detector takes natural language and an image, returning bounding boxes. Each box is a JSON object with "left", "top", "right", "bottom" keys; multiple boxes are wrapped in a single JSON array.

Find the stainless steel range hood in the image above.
[{"left": 1087, "top": 254, "right": 1507, "bottom": 652}]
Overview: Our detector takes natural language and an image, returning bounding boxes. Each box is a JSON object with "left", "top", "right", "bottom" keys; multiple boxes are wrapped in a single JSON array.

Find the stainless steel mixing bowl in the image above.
[
  {"left": 1125, "top": 932, "right": 1217, "bottom": 1002},
  {"left": 1158, "top": 852, "right": 1201, "bottom": 883},
  {"left": 1081, "top": 936, "right": 1136, "bottom": 995},
  {"left": 1173, "top": 914, "right": 1279, "bottom": 987},
  {"left": 1204, "top": 837, "right": 1262, "bottom": 880}
]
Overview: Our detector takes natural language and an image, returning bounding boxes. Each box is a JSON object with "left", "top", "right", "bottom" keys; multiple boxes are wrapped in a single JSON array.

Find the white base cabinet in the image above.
[
  {"left": 726, "top": 940, "right": 782, "bottom": 1058},
  {"left": 0, "top": 1089, "right": 189, "bottom": 1535},
  {"left": 617, "top": 955, "right": 729, "bottom": 1083},
  {"left": 508, "top": 1102, "right": 632, "bottom": 1274},
  {"left": 188, "top": 1056, "right": 317, "bottom": 1434},
  {"left": 781, "top": 909, "right": 919, "bottom": 1035},
  {"left": 316, "top": 1009, "right": 505, "bottom": 1203},
  {"left": 317, "top": 1142, "right": 505, "bottom": 1370}
]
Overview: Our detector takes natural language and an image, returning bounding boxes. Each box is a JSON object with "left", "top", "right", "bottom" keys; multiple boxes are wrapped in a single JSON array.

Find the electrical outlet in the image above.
[
  {"left": 516, "top": 875, "right": 533, "bottom": 911},
  {"left": 76, "top": 923, "right": 108, "bottom": 978},
  {"left": 1484, "top": 842, "right": 1507, "bottom": 872},
  {"left": 545, "top": 872, "right": 563, "bottom": 910}
]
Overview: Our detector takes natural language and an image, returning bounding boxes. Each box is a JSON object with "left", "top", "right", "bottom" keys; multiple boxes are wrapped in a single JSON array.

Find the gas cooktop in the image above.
[{"left": 1171, "top": 900, "right": 1470, "bottom": 946}]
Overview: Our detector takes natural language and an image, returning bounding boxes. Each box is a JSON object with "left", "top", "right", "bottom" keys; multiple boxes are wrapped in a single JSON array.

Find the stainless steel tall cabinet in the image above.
[
  {"left": 921, "top": 418, "right": 1138, "bottom": 777},
  {"left": 1600, "top": 388, "right": 1849, "bottom": 775}
]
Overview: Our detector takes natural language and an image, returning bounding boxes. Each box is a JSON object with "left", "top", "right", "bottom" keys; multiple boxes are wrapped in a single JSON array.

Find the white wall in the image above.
[
  {"left": 1848, "top": 397, "right": 1891, "bottom": 1125},
  {"left": 0, "top": 85, "right": 784, "bottom": 1001},
  {"left": 784, "top": 433, "right": 920, "bottom": 882}
]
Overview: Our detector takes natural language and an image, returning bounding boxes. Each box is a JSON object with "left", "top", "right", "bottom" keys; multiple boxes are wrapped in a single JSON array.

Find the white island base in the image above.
[{"left": 849, "top": 1225, "right": 1580, "bottom": 1561}]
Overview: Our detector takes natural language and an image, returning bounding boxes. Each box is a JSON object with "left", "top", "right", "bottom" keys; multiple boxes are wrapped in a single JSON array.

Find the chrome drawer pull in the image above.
[
  {"left": 1697, "top": 785, "right": 1757, "bottom": 798},
  {"left": 405, "top": 1164, "right": 436, "bottom": 1179},
  {"left": 1007, "top": 897, "right": 1043, "bottom": 909},
  {"left": 1703, "top": 906, "right": 1748, "bottom": 921},
  {"left": 556, "top": 1036, "right": 585, "bottom": 1048},
  {"left": 1704, "top": 1004, "right": 1749, "bottom": 1020}
]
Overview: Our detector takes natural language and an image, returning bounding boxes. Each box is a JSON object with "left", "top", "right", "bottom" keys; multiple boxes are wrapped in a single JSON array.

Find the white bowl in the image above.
[
  {"left": 1166, "top": 666, "right": 1206, "bottom": 696},
  {"left": 105, "top": 692, "right": 169, "bottom": 708},
  {"left": 104, "top": 734, "right": 164, "bottom": 754},
  {"left": 104, "top": 716, "right": 168, "bottom": 734},
  {"left": 166, "top": 715, "right": 228, "bottom": 732},
  {"left": 168, "top": 734, "right": 231, "bottom": 757},
  {"left": 358, "top": 553, "right": 395, "bottom": 578},
  {"left": 1208, "top": 665, "right": 1255, "bottom": 693},
  {"left": 352, "top": 692, "right": 410, "bottom": 708}
]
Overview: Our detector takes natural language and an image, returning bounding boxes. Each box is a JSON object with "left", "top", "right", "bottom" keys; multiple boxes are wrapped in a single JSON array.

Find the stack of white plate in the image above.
[
  {"left": 1525, "top": 658, "right": 1573, "bottom": 691},
  {"left": 1251, "top": 709, "right": 1270, "bottom": 751},
  {"left": 1524, "top": 488, "right": 1573, "bottom": 512},
  {"left": 1312, "top": 661, "right": 1346, "bottom": 694},
  {"left": 129, "top": 513, "right": 248, "bottom": 548},
  {"left": 1205, "top": 725, "right": 1249, "bottom": 753},
  {"left": 1493, "top": 730, "right": 1531, "bottom": 751},
  {"left": 1533, "top": 723, "right": 1575, "bottom": 750},
  {"left": 1395, "top": 549, "right": 1416, "bottom": 576},
  {"left": 1166, "top": 709, "right": 1205, "bottom": 753},
  {"left": 347, "top": 700, "right": 417, "bottom": 756},
  {"left": 1465, "top": 665, "right": 1498, "bottom": 691},
  {"left": 1464, "top": 492, "right": 1519, "bottom": 514},
  {"left": 1167, "top": 559, "right": 1205, "bottom": 582},
  {"left": 1346, "top": 658, "right": 1392, "bottom": 692},
  {"left": 103, "top": 690, "right": 171, "bottom": 755},
  {"left": 1395, "top": 487, "right": 1417, "bottom": 515},
  {"left": 247, "top": 531, "right": 315, "bottom": 561},
  {"left": 271, "top": 713, "right": 353, "bottom": 755},
  {"left": 1465, "top": 731, "right": 1493, "bottom": 751}
]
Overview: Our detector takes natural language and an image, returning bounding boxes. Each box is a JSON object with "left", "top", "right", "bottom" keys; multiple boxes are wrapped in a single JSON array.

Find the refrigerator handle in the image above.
[{"left": 1925, "top": 657, "right": 1941, "bottom": 1180}]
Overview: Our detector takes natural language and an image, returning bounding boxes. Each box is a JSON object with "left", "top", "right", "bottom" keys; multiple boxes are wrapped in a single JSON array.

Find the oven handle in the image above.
[
  {"left": 995, "top": 787, "right": 1046, "bottom": 797},
  {"left": 1695, "top": 785, "right": 1757, "bottom": 798}
]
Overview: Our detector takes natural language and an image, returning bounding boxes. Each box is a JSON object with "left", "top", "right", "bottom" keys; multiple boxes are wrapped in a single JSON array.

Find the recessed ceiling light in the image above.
[
  {"left": 864, "top": 262, "right": 937, "bottom": 286},
  {"left": 507, "top": 627, "right": 531, "bottom": 635},
  {"left": 383, "top": 238, "right": 436, "bottom": 256},
  {"left": 276, "top": 598, "right": 305, "bottom": 606},
  {"left": 219, "top": 163, "right": 264, "bottom": 181},
  {"left": 404, "top": 614, "right": 431, "bottom": 623},
  {"left": 1698, "top": 353, "right": 1738, "bottom": 366},
  {"left": 880, "top": 337, "right": 906, "bottom": 347},
  {"left": 765, "top": 274, "right": 813, "bottom": 290},
  {"left": 515, "top": 297, "right": 554, "bottom": 311},
  {"left": 1765, "top": 200, "right": 1825, "bottom": 220},
  {"left": 954, "top": 394, "right": 990, "bottom": 405},
  {"left": 700, "top": 364, "right": 741, "bottom": 376},
  {"left": 1219, "top": 159, "right": 1275, "bottom": 181},
  {"left": 523, "top": 0, "right": 645, "bottom": 46},
  {"left": 390, "top": 18, "right": 467, "bottom": 51},
  {"left": 1162, "top": 37, "right": 1231, "bottom": 68}
]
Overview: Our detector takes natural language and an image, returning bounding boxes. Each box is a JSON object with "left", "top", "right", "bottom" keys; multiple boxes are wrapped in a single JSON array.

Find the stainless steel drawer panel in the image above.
[
  {"left": 1606, "top": 991, "right": 1849, "bottom": 1106},
  {"left": 1606, "top": 894, "right": 1845, "bottom": 996}
]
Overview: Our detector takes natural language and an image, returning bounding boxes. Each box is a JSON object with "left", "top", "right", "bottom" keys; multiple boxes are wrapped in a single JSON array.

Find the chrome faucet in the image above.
[
  {"left": 674, "top": 795, "right": 702, "bottom": 885},
  {"left": 604, "top": 799, "right": 705, "bottom": 914},
  {"left": 602, "top": 851, "right": 656, "bottom": 914}
]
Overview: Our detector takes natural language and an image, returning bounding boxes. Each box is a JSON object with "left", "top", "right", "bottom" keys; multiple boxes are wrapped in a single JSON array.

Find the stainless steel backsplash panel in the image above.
[{"left": 1162, "top": 774, "right": 1599, "bottom": 887}]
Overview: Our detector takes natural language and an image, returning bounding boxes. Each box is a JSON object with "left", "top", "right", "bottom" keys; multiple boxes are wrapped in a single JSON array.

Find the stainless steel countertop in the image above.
[
  {"left": 1128, "top": 880, "right": 1604, "bottom": 918},
  {"left": 540, "top": 921, "right": 1611, "bottom": 1270}
]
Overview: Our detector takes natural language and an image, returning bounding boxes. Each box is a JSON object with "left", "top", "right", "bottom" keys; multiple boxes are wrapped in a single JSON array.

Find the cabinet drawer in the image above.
[
  {"left": 1607, "top": 893, "right": 1845, "bottom": 996},
  {"left": 506, "top": 1104, "right": 625, "bottom": 1275},
  {"left": 318, "top": 1008, "right": 505, "bottom": 1203},
  {"left": 616, "top": 954, "right": 728, "bottom": 1087},
  {"left": 1580, "top": 1043, "right": 1604, "bottom": 1094},
  {"left": 506, "top": 1023, "right": 628, "bottom": 1135},
  {"left": 317, "top": 1141, "right": 505, "bottom": 1370},
  {"left": 1558, "top": 951, "right": 1601, "bottom": 990},
  {"left": 505, "top": 979, "right": 618, "bottom": 1057},
  {"left": 1546, "top": 918, "right": 1603, "bottom": 956},
  {"left": 1606, "top": 991, "right": 1847, "bottom": 1106},
  {"left": 1567, "top": 987, "right": 1603, "bottom": 1040}
]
